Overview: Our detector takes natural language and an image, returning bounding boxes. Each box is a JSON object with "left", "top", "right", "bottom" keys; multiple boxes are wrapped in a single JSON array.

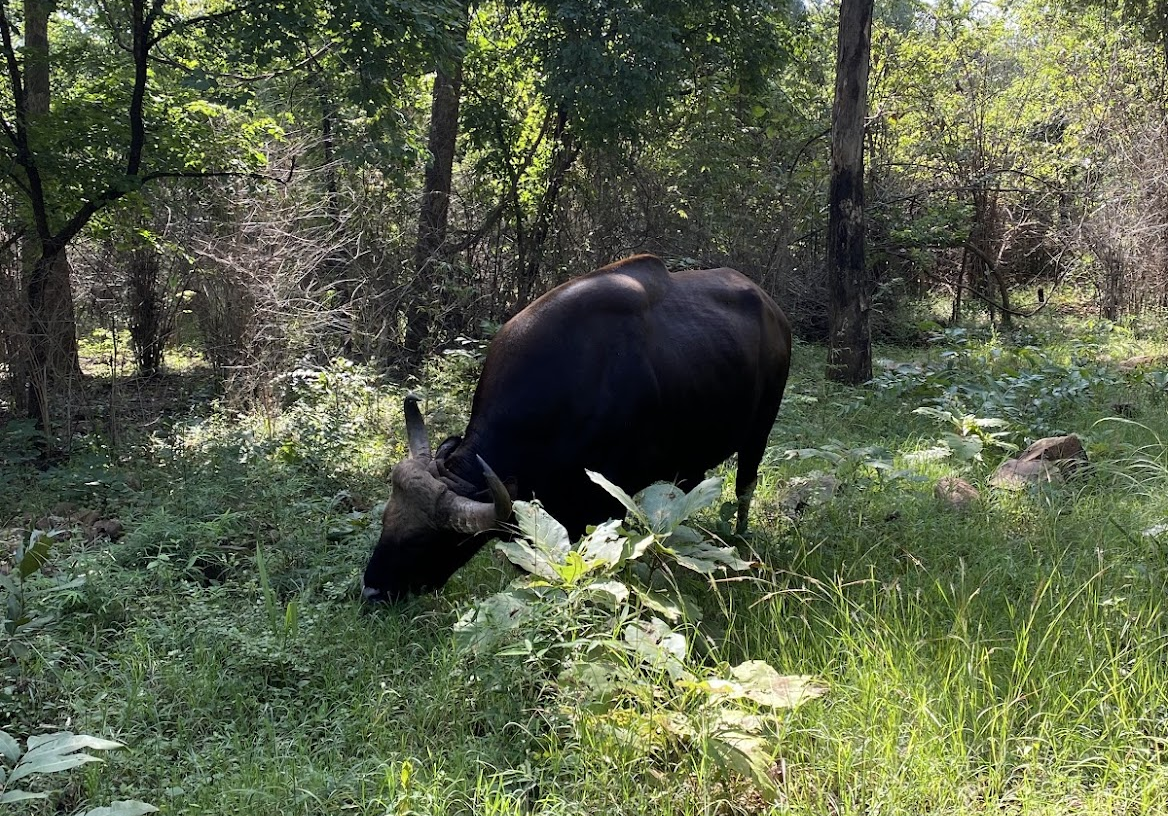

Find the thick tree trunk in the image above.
[
  {"left": 405, "top": 59, "right": 464, "bottom": 363},
  {"left": 26, "top": 247, "right": 80, "bottom": 430},
  {"left": 825, "top": 0, "right": 875, "bottom": 385},
  {"left": 23, "top": 0, "right": 81, "bottom": 427}
]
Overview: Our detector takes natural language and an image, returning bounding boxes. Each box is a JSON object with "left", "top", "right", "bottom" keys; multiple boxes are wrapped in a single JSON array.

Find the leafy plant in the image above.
[
  {"left": 0, "top": 729, "right": 156, "bottom": 814},
  {"left": 2, "top": 529, "right": 85, "bottom": 671},
  {"left": 778, "top": 440, "right": 920, "bottom": 487},
  {"left": 455, "top": 473, "right": 824, "bottom": 799},
  {"left": 912, "top": 405, "right": 1017, "bottom": 464}
]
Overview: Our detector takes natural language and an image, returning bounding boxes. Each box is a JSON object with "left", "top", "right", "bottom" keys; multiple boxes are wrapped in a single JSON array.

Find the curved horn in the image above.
[
  {"left": 477, "top": 455, "right": 513, "bottom": 521},
  {"left": 403, "top": 394, "right": 432, "bottom": 460},
  {"left": 442, "top": 456, "right": 514, "bottom": 534}
]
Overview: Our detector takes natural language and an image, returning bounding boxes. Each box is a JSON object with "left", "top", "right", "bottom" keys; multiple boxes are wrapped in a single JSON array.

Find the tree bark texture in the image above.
[
  {"left": 405, "top": 60, "right": 464, "bottom": 363},
  {"left": 21, "top": 0, "right": 81, "bottom": 427},
  {"left": 826, "top": 0, "right": 874, "bottom": 385}
]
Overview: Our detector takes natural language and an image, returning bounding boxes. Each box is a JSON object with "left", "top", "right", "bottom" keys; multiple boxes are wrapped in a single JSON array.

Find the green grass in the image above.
[{"left": 5, "top": 319, "right": 1168, "bottom": 814}]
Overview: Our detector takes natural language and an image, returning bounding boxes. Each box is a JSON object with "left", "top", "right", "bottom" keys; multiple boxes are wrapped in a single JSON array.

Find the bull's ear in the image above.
[{"left": 435, "top": 435, "right": 462, "bottom": 460}]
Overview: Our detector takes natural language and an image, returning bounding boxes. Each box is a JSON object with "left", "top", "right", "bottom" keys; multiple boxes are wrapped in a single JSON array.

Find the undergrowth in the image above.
[{"left": 2, "top": 318, "right": 1168, "bottom": 814}]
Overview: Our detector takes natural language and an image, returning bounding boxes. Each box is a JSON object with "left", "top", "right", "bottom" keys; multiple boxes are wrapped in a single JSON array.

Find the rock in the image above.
[
  {"left": 1016, "top": 434, "right": 1088, "bottom": 475},
  {"left": 778, "top": 472, "right": 840, "bottom": 516},
  {"left": 76, "top": 508, "right": 101, "bottom": 526},
  {"left": 991, "top": 459, "right": 1062, "bottom": 489},
  {"left": 935, "top": 476, "right": 979, "bottom": 509},
  {"left": 92, "top": 519, "right": 125, "bottom": 540},
  {"left": 990, "top": 434, "right": 1087, "bottom": 489},
  {"left": 1118, "top": 354, "right": 1167, "bottom": 372}
]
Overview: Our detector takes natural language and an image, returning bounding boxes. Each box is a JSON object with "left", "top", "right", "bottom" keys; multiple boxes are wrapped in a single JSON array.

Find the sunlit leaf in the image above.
[
  {"left": 453, "top": 591, "right": 530, "bottom": 652},
  {"left": 668, "top": 536, "right": 753, "bottom": 575},
  {"left": 622, "top": 618, "right": 689, "bottom": 680},
  {"left": 495, "top": 538, "right": 559, "bottom": 581},
  {"left": 577, "top": 520, "right": 625, "bottom": 565},
  {"left": 586, "top": 470, "right": 644, "bottom": 524},
  {"left": 514, "top": 501, "right": 570, "bottom": 562},
  {"left": 729, "top": 661, "right": 826, "bottom": 708},
  {"left": 636, "top": 476, "right": 723, "bottom": 534},
  {"left": 582, "top": 580, "right": 630, "bottom": 608},
  {"left": 0, "top": 729, "right": 20, "bottom": 763},
  {"left": 704, "top": 731, "right": 780, "bottom": 801}
]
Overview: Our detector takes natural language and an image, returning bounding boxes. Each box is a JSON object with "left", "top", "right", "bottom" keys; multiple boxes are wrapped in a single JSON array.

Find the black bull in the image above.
[{"left": 362, "top": 254, "right": 792, "bottom": 602}]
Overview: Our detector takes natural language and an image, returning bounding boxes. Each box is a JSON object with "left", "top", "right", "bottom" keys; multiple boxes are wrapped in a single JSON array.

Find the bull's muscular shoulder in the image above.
[{"left": 548, "top": 253, "right": 670, "bottom": 313}]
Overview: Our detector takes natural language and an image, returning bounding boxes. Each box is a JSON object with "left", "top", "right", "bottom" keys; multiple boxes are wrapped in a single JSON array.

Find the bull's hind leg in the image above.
[
  {"left": 734, "top": 405, "right": 783, "bottom": 535},
  {"left": 734, "top": 471, "right": 759, "bottom": 536}
]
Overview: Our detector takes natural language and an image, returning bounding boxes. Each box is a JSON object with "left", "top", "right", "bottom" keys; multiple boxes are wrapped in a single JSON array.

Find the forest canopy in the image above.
[{"left": 0, "top": 0, "right": 1164, "bottom": 419}]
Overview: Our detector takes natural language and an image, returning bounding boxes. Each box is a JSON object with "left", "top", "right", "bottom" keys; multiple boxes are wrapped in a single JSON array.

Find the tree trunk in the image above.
[
  {"left": 517, "top": 107, "right": 578, "bottom": 307},
  {"left": 26, "top": 247, "right": 80, "bottom": 431},
  {"left": 23, "top": 0, "right": 81, "bottom": 428},
  {"left": 825, "top": 0, "right": 875, "bottom": 385},
  {"left": 405, "top": 52, "right": 465, "bottom": 364}
]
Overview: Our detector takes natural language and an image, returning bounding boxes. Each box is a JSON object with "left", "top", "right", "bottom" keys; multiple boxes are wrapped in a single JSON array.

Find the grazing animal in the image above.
[{"left": 362, "top": 254, "right": 791, "bottom": 602}]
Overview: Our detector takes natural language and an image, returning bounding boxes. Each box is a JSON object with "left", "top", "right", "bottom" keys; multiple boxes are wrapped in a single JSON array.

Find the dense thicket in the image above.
[{"left": 0, "top": 0, "right": 1164, "bottom": 428}]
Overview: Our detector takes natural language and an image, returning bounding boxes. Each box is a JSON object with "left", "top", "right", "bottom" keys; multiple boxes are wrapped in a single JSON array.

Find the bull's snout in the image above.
[{"left": 361, "top": 585, "right": 387, "bottom": 603}]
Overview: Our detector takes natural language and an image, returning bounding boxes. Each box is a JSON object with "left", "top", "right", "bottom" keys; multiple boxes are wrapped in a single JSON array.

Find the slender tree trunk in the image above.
[
  {"left": 405, "top": 41, "right": 466, "bottom": 364},
  {"left": 826, "top": 0, "right": 874, "bottom": 385},
  {"left": 517, "top": 107, "right": 578, "bottom": 306}
]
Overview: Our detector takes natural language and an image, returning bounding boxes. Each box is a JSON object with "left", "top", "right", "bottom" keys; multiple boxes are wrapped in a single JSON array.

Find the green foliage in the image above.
[
  {"left": 456, "top": 475, "right": 824, "bottom": 799},
  {"left": 911, "top": 405, "right": 1016, "bottom": 463},
  {"left": 1, "top": 529, "right": 86, "bottom": 672},
  {"left": 868, "top": 326, "right": 1127, "bottom": 436},
  {"left": 0, "top": 729, "right": 155, "bottom": 814}
]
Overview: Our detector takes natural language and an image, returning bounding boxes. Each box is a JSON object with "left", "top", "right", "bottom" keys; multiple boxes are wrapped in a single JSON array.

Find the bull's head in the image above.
[{"left": 361, "top": 395, "right": 511, "bottom": 602}]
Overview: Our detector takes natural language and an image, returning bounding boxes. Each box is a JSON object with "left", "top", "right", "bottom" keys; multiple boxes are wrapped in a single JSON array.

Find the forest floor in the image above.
[{"left": 4, "top": 313, "right": 1168, "bottom": 815}]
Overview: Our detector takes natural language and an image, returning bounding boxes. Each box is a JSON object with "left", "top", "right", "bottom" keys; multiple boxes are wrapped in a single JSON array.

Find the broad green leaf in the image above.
[
  {"left": 558, "top": 659, "right": 622, "bottom": 704},
  {"left": 513, "top": 501, "right": 570, "bottom": 562},
  {"left": 623, "top": 618, "right": 689, "bottom": 680},
  {"left": 79, "top": 800, "right": 159, "bottom": 816},
  {"left": 623, "top": 533, "right": 655, "bottom": 562},
  {"left": 8, "top": 753, "right": 104, "bottom": 783},
  {"left": 0, "top": 729, "right": 20, "bottom": 763},
  {"left": 586, "top": 470, "right": 644, "bottom": 524},
  {"left": 453, "top": 591, "right": 530, "bottom": 652},
  {"left": 729, "top": 661, "right": 826, "bottom": 708},
  {"left": 494, "top": 539, "right": 558, "bottom": 581},
  {"left": 577, "top": 520, "right": 625, "bottom": 565},
  {"left": 24, "top": 733, "right": 123, "bottom": 755},
  {"left": 636, "top": 476, "right": 723, "bottom": 534},
  {"left": 581, "top": 580, "right": 629, "bottom": 608},
  {"left": 669, "top": 537, "right": 753, "bottom": 575},
  {"left": 704, "top": 732, "right": 779, "bottom": 801},
  {"left": 940, "top": 432, "right": 984, "bottom": 462},
  {"left": 629, "top": 585, "right": 683, "bottom": 621},
  {"left": 17, "top": 531, "right": 54, "bottom": 579},
  {"left": 0, "top": 790, "right": 48, "bottom": 804},
  {"left": 552, "top": 551, "right": 591, "bottom": 584}
]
